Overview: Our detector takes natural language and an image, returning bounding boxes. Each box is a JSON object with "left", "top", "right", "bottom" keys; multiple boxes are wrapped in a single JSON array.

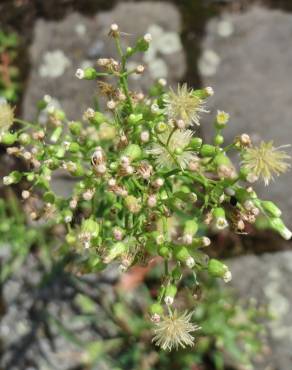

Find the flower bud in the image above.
[
  {"left": 183, "top": 220, "right": 198, "bottom": 245},
  {"left": 83, "top": 67, "right": 98, "bottom": 80},
  {"left": 3, "top": 171, "right": 22, "bottom": 185},
  {"left": 261, "top": 200, "right": 282, "bottom": 218},
  {"left": 200, "top": 144, "right": 217, "bottom": 157},
  {"left": 136, "top": 64, "right": 145, "bottom": 74},
  {"left": 123, "top": 144, "right": 142, "bottom": 162},
  {"left": 128, "top": 113, "right": 143, "bottom": 125},
  {"left": 0, "top": 132, "right": 17, "bottom": 145},
  {"left": 212, "top": 207, "right": 228, "bottom": 230},
  {"left": 174, "top": 246, "right": 195, "bottom": 268},
  {"left": 81, "top": 218, "right": 100, "bottom": 238},
  {"left": 136, "top": 36, "right": 151, "bottom": 52},
  {"left": 158, "top": 246, "right": 171, "bottom": 258},
  {"left": 68, "top": 121, "right": 82, "bottom": 135},
  {"left": 164, "top": 284, "right": 177, "bottom": 305},
  {"left": 153, "top": 178, "right": 164, "bottom": 189},
  {"left": 18, "top": 133, "right": 31, "bottom": 145},
  {"left": 140, "top": 130, "right": 150, "bottom": 143},
  {"left": 50, "top": 126, "right": 63, "bottom": 143},
  {"left": 21, "top": 190, "right": 30, "bottom": 199},
  {"left": 208, "top": 259, "right": 230, "bottom": 279},
  {"left": 269, "top": 218, "right": 292, "bottom": 240},
  {"left": 149, "top": 303, "right": 163, "bottom": 316},
  {"left": 214, "top": 134, "right": 224, "bottom": 146},
  {"left": 189, "top": 137, "right": 202, "bottom": 151}
]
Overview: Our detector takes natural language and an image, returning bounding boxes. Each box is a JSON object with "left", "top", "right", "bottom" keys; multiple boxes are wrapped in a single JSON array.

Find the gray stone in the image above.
[
  {"left": 199, "top": 6, "right": 292, "bottom": 227},
  {"left": 228, "top": 251, "right": 292, "bottom": 370},
  {"left": 23, "top": 2, "right": 185, "bottom": 122}
]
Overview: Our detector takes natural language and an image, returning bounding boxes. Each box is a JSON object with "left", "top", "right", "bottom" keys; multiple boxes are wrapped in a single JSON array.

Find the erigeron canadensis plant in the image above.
[{"left": 1, "top": 24, "right": 291, "bottom": 351}]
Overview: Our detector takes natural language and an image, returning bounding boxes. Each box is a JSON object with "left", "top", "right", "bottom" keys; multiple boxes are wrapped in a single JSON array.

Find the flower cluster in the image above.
[{"left": 1, "top": 25, "right": 291, "bottom": 351}]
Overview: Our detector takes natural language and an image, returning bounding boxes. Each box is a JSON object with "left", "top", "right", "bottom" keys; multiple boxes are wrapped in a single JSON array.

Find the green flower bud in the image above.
[
  {"left": 200, "top": 144, "right": 217, "bottom": 157},
  {"left": 212, "top": 207, "right": 228, "bottom": 230},
  {"left": 3, "top": 171, "right": 22, "bottom": 185},
  {"left": 214, "top": 134, "right": 224, "bottom": 146},
  {"left": 18, "top": 133, "right": 31, "bottom": 145},
  {"left": 123, "top": 144, "right": 142, "bottom": 161},
  {"left": 0, "top": 132, "right": 17, "bottom": 145},
  {"left": 261, "top": 200, "right": 282, "bottom": 218},
  {"left": 174, "top": 246, "right": 195, "bottom": 268},
  {"left": 184, "top": 220, "right": 198, "bottom": 236},
  {"left": 164, "top": 284, "right": 177, "bottom": 305},
  {"left": 208, "top": 259, "right": 228, "bottom": 278},
  {"left": 69, "top": 142, "right": 80, "bottom": 153},
  {"left": 193, "top": 87, "right": 213, "bottom": 100},
  {"left": 172, "top": 266, "right": 182, "bottom": 281},
  {"left": 83, "top": 67, "right": 98, "bottom": 80},
  {"left": 110, "top": 162, "right": 118, "bottom": 170},
  {"left": 63, "top": 209, "right": 73, "bottom": 223},
  {"left": 66, "top": 232, "right": 76, "bottom": 245},
  {"left": 26, "top": 173, "right": 35, "bottom": 182},
  {"left": 43, "top": 191, "right": 56, "bottom": 203},
  {"left": 81, "top": 218, "right": 100, "bottom": 238},
  {"left": 158, "top": 246, "right": 171, "bottom": 258},
  {"left": 149, "top": 303, "right": 164, "bottom": 316},
  {"left": 69, "top": 121, "right": 82, "bottom": 135},
  {"left": 135, "top": 37, "right": 150, "bottom": 52},
  {"left": 269, "top": 218, "right": 292, "bottom": 240},
  {"left": 50, "top": 126, "right": 63, "bottom": 143},
  {"left": 91, "top": 111, "right": 107, "bottom": 126},
  {"left": 213, "top": 153, "right": 232, "bottom": 167},
  {"left": 128, "top": 113, "right": 143, "bottom": 125},
  {"left": 55, "top": 146, "right": 66, "bottom": 159},
  {"left": 189, "top": 137, "right": 203, "bottom": 151},
  {"left": 54, "top": 109, "right": 66, "bottom": 121},
  {"left": 104, "top": 242, "right": 127, "bottom": 263}
]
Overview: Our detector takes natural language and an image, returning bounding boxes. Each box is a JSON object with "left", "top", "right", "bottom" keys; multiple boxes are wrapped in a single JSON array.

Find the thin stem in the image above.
[
  {"left": 164, "top": 259, "right": 169, "bottom": 276},
  {"left": 166, "top": 127, "right": 176, "bottom": 147},
  {"left": 114, "top": 37, "right": 133, "bottom": 112}
]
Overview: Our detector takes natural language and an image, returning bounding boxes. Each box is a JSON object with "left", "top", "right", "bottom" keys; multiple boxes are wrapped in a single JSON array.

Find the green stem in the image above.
[
  {"left": 166, "top": 127, "right": 176, "bottom": 147},
  {"left": 114, "top": 37, "right": 133, "bottom": 112}
]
